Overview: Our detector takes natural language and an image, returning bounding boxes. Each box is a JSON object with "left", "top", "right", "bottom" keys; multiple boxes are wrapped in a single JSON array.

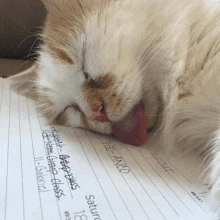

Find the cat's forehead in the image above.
[
  {"left": 42, "top": 0, "right": 137, "bottom": 77},
  {"left": 83, "top": 16, "right": 134, "bottom": 77},
  {"left": 82, "top": 18, "right": 117, "bottom": 74}
]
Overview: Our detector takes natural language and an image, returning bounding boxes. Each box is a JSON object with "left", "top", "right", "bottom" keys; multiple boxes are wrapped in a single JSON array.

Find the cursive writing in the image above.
[
  {"left": 47, "top": 155, "right": 65, "bottom": 199},
  {"left": 51, "top": 127, "right": 65, "bottom": 152},
  {"left": 59, "top": 155, "right": 80, "bottom": 190}
]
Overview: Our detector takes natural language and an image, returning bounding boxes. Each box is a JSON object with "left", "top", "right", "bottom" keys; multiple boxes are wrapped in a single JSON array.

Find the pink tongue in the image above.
[{"left": 111, "top": 102, "right": 148, "bottom": 146}]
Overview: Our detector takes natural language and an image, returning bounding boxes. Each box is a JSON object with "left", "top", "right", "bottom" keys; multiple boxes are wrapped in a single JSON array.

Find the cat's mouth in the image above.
[{"left": 89, "top": 102, "right": 149, "bottom": 146}]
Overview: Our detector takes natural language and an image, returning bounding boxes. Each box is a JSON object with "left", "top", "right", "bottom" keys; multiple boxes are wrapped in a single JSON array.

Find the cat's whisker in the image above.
[
  {"left": 139, "top": 26, "right": 179, "bottom": 72},
  {"left": 131, "top": 32, "right": 162, "bottom": 73},
  {"left": 137, "top": 33, "right": 164, "bottom": 66},
  {"left": 13, "top": 34, "right": 39, "bottom": 55},
  {"left": 7, "top": 14, "right": 35, "bottom": 36},
  {"left": 138, "top": 41, "right": 168, "bottom": 76},
  {"left": 145, "top": 38, "right": 172, "bottom": 69},
  {"left": 131, "top": 31, "right": 167, "bottom": 76},
  {"left": 21, "top": 52, "right": 39, "bottom": 60},
  {"left": 26, "top": 37, "right": 41, "bottom": 60},
  {"left": 32, "top": 103, "right": 46, "bottom": 110},
  {"left": 13, "top": 38, "right": 40, "bottom": 73},
  {"left": 14, "top": 58, "right": 36, "bottom": 72},
  {"left": 136, "top": 23, "right": 167, "bottom": 66}
]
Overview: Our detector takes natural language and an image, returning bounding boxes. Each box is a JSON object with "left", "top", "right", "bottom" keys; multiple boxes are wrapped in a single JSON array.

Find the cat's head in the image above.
[{"left": 11, "top": 0, "right": 162, "bottom": 135}]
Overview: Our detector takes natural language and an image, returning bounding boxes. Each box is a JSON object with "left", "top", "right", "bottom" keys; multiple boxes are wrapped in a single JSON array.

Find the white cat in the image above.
[{"left": 11, "top": 0, "right": 220, "bottom": 208}]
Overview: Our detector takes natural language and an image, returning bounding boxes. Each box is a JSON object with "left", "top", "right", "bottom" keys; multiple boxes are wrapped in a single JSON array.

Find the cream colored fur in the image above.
[{"left": 10, "top": 0, "right": 220, "bottom": 209}]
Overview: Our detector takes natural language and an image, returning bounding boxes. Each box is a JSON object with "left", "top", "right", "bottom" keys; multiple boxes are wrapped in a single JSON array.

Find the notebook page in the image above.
[{"left": 0, "top": 78, "right": 219, "bottom": 220}]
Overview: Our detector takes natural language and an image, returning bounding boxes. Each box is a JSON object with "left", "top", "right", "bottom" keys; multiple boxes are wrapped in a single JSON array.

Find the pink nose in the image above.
[
  {"left": 89, "top": 111, "right": 102, "bottom": 120},
  {"left": 88, "top": 105, "right": 109, "bottom": 122}
]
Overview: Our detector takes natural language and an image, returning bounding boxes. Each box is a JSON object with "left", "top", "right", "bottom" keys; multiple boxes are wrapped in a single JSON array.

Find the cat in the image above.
[{"left": 11, "top": 0, "right": 220, "bottom": 209}]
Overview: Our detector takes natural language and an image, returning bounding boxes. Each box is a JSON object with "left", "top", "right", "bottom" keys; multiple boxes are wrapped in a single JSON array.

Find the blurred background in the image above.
[
  {"left": 0, "top": 0, "right": 46, "bottom": 59},
  {"left": 0, "top": 0, "right": 46, "bottom": 77}
]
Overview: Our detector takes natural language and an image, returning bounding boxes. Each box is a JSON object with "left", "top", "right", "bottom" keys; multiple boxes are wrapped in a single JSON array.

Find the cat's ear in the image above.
[
  {"left": 10, "top": 63, "right": 38, "bottom": 99},
  {"left": 40, "top": 0, "right": 55, "bottom": 10},
  {"left": 40, "top": 0, "right": 61, "bottom": 10},
  {"left": 40, "top": 0, "right": 88, "bottom": 11}
]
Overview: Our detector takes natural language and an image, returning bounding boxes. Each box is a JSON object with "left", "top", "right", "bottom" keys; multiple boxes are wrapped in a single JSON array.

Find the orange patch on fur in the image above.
[
  {"left": 178, "top": 92, "right": 192, "bottom": 100},
  {"left": 42, "top": 1, "right": 114, "bottom": 65},
  {"left": 83, "top": 74, "right": 123, "bottom": 115},
  {"left": 42, "top": 1, "right": 86, "bottom": 64},
  {"left": 49, "top": 46, "right": 74, "bottom": 65},
  {"left": 104, "top": 92, "right": 123, "bottom": 113}
]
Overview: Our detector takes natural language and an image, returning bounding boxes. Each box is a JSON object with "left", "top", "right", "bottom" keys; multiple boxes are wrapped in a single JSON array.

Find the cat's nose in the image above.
[
  {"left": 88, "top": 105, "right": 103, "bottom": 120},
  {"left": 88, "top": 105, "right": 109, "bottom": 122}
]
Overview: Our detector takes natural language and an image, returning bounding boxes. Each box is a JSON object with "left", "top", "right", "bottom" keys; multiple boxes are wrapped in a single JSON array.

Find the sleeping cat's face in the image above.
[
  {"left": 13, "top": 0, "right": 192, "bottom": 136},
  {"left": 12, "top": 0, "right": 169, "bottom": 135},
  {"left": 33, "top": 0, "right": 151, "bottom": 134}
]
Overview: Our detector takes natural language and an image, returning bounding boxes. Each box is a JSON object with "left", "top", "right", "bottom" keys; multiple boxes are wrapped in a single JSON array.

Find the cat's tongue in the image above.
[
  {"left": 111, "top": 102, "right": 148, "bottom": 146},
  {"left": 89, "top": 102, "right": 148, "bottom": 146}
]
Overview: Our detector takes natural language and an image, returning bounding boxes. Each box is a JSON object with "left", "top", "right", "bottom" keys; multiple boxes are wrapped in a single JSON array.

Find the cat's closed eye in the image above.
[{"left": 83, "top": 71, "right": 90, "bottom": 80}]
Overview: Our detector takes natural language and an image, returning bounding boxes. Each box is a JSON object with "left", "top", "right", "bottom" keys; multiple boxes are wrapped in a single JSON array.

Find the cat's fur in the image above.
[{"left": 11, "top": 0, "right": 220, "bottom": 208}]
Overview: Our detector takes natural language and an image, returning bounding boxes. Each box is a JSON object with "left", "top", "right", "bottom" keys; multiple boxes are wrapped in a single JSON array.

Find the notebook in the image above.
[{"left": 0, "top": 78, "right": 219, "bottom": 220}]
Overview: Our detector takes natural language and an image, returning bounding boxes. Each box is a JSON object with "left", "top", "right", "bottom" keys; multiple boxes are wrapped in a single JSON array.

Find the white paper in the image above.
[{"left": 0, "top": 78, "right": 219, "bottom": 220}]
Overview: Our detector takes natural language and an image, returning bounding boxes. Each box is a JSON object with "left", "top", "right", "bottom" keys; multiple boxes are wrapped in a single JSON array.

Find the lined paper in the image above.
[{"left": 0, "top": 78, "right": 219, "bottom": 220}]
